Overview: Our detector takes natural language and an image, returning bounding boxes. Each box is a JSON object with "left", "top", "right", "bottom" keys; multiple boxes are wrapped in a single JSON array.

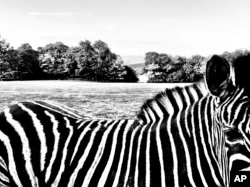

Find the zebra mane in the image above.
[{"left": 136, "top": 80, "right": 208, "bottom": 122}]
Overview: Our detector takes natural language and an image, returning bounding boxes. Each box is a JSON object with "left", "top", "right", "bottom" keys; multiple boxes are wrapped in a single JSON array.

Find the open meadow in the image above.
[{"left": 0, "top": 81, "right": 190, "bottom": 119}]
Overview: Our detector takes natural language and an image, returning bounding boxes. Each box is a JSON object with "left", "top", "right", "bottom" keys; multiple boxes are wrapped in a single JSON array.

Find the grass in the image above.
[{"left": 0, "top": 80, "right": 189, "bottom": 119}]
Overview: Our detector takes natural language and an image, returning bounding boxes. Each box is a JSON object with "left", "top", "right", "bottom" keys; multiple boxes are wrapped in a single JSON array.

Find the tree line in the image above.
[
  {"left": 144, "top": 49, "right": 250, "bottom": 83},
  {"left": 144, "top": 52, "right": 205, "bottom": 83},
  {"left": 0, "top": 36, "right": 138, "bottom": 82},
  {"left": 1, "top": 35, "right": 249, "bottom": 83}
]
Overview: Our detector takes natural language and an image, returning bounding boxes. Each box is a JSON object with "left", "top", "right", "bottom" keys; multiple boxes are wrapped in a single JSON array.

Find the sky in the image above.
[{"left": 1, "top": 0, "right": 250, "bottom": 57}]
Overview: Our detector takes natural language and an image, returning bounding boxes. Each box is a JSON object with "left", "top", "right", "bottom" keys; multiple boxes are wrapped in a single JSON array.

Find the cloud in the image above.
[{"left": 29, "top": 12, "right": 91, "bottom": 16}]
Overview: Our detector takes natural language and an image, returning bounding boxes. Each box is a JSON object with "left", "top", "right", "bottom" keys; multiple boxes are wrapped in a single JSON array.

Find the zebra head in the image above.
[{"left": 205, "top": 54, "right": 250, "bottom": 172}]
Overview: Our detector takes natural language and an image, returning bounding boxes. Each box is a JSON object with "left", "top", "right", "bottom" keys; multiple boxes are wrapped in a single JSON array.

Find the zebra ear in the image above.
[{"left": 205, "top": 55, "right": 231, "bottom": 98}]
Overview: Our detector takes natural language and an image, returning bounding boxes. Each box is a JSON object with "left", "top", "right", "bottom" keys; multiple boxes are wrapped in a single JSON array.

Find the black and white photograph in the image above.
[{"left": 0, "top": 0, "right": 250, "bottom": 186}]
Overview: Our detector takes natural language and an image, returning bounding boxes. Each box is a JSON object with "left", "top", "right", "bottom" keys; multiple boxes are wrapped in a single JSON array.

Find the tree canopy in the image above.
[
  {"left": 0, "top": 36, "right": 138, "bottom": 82},
  {"left": 144, "top": 50, "right": 250, "bottom": 83},
  {"left": 1, "top": 35, "right": 250, "bottom": 83},
  {"left": 144, "top": 52, "right": 208, "bottom": 83},
  {"left": 0, "top": 36, "right": 13, "bottom": 79}
]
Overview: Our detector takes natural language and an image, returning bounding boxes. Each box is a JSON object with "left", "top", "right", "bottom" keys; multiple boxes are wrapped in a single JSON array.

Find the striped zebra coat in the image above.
[{"left": 0, "top": 54, "right": 250, "bottom": 187}]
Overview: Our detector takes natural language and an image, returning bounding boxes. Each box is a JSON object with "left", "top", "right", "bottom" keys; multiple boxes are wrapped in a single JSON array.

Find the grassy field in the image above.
[{"left": 0, "top": 81, "right": 189, "bottom": 119}]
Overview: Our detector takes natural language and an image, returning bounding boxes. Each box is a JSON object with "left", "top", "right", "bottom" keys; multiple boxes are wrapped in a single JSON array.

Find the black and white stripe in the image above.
[
  {"left": 0, "top": 83, "right": 223, "bottom": 187},
  {"left": 0, "top": 54, "right": 250, "bottom": 187}
]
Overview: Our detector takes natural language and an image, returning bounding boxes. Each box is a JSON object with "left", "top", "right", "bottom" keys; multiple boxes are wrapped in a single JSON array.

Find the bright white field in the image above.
[{"left": 0, "top": 81, "right": 190, "bottom": 119}]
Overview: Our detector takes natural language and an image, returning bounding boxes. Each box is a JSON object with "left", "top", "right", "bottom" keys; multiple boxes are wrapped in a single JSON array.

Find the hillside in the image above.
[
  {"left": 128, "top": 63, "right": 145, "bottom": 75},
  {"left": 122, "top": 55, "right": 144, "bottom": 65}
]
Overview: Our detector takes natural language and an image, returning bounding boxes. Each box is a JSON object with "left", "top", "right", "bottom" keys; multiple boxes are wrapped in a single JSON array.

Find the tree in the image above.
[
  {"left": 38, "top": 42, "right": 69, "bottom": 79},
  {"left": 123, "top": 65, "right": 139, "bottom": 82},
  {"left": 74, "top": 40, "right": 98, "bottom": 80},
  {"left": 93, "top": 40, "right": 113, "bottom": 80},
  {"left": 144, "top": 52, "right": 159, "bottom": 73},
  {"left": 145, "top": 52, "right": 180, "bottom": 82},
  {"left": 66, "top": 40, "right": 131, "bottom": 82},
  {"left": 0, "top": 36, "right": 13, "bottom": 78},
  {"left": 107, "top": 55, "right": 126, "bottom": 81},
  {"left": 221, "top": 49, "right": 250, "bottom": 63},
  {"left": 9, "top": 43, "right": 41, "bottom": 79},
  {"left": 65, "top": 57, "right": 78, "bottom": 78},
  {"left": 144, "top": 52, "right": 205, "bottom": 83},
  {"left": 93, "top": 40, "right": 110, "bottom": 67},
  {"left": 189, "top": 55, "right": 206, "bottom": 81}
]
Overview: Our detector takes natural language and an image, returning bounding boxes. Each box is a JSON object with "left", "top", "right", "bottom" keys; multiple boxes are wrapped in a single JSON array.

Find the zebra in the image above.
[{"left": 0, "top": 54, "right": 249, "bottom": 187}]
